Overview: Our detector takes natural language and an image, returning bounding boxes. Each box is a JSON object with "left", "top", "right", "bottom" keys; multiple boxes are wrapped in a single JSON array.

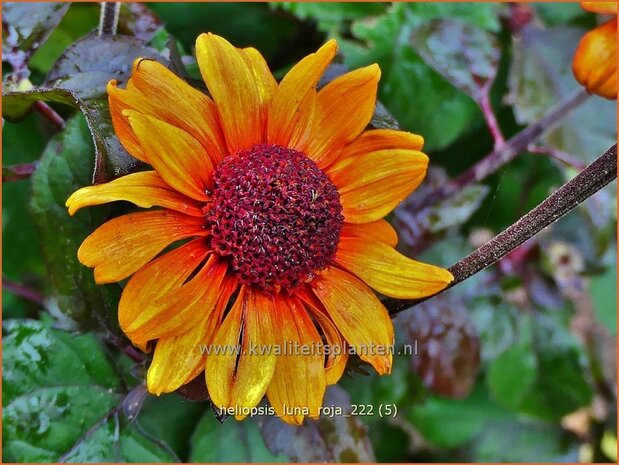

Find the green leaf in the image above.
[
  {"left": 189, "top": 411, "right": 286, "bottom": 463},
  {"left": 276, "top": 2, "right": 386, "bottom": 33},
  {"left": 407, "top": 383, "right": 508, "bottom": 448},
  {"left": 30, "top": 115, "right": 120, "bottom": 326},
  {"left": 2, "top": 2, "right": 69, "bottom": 58},
  {"left": 590, "top": 265, "right": 618, "bottom": 335},
  {"left": 487, "top": 313, "right": 594, "bottom": 420},
  {"left": 340, "top": 3, "right": 502, "bottom": 150}
]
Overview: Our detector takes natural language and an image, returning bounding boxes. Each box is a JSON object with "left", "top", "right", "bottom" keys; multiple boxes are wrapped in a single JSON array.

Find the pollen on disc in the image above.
[{"left": 207, "top": 143, "right": 344, "bottom": 293}]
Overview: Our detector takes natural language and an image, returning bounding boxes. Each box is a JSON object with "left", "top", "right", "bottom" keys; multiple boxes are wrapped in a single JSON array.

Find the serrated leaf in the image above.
[
  {"left": 29, "top": 115, "right": 120, "bottom": 326},
  {"left": 255, "top": 386, "right": 375, "bottom": 462},
  {"left": 410, "top": 19, "right": 500, "bottom": 102}
]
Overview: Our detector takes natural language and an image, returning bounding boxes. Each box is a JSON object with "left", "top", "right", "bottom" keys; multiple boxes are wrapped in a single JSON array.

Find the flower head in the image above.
[
  {"left": 66, "top": 33, "right": 453, "bottom": 425},
  {"left": 572, "top": 2, "right": 617, "bottom": 99}
]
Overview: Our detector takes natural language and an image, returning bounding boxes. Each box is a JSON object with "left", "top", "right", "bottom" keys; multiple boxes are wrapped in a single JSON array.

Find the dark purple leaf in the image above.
[
  {"left": 409, "top": 19, "right": 500, "bottom": 102},
  {"left": 117, "top": 3, "right": 163, "bottom": 41},
  {"left": 399, "top": 294, "right": 480, "bottom": 398},
  {"left": 255, "top": 386, "right": 375, "bottom": 462}
]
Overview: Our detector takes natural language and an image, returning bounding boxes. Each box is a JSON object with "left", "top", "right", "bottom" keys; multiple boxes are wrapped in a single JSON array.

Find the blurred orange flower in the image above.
[
  {"left": 572, "top": 2, "right": 617, "bottom": 99},
  {"left": 66, "top": 33, "right": 453, "bottom": 425}
]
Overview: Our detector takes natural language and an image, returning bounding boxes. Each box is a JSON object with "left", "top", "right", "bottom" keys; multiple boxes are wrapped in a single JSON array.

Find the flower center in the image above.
[{"left": 207, "top": 144, "right": 343, "bottom": 293}]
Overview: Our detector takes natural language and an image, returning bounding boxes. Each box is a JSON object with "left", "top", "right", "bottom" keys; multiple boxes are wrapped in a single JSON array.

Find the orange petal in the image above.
[
  {"left": 301, "top": 64, "right": 381, "bottom": 169},
  {"left": 108, "top": 61, "right": 227, "bottom": 165},
  {"left": 241, "top": 47, "right": 277, "bottom": 125},
  {"left": 118, "top": 239, "right": 210, "bottom": 341},
  {"left": 297, "top": 288, "right": 349, "bottom": 385},
  {"left": 78, "top": 211, "right": 208, "bottom": 284},
  {"left": 341, "top": 129, "right": 424, "bottom": 158},
  {"left": 572, "top": 18, "right": 617, "bottom": 99},
  {"left": 266, "top": 296, "right": 326, "bottom": 425},
  {"left": 340, "top": 220, "right": 398, "bottom": 248},
  {"left": 146, "top": 276, "right": 237, "bottom": 395},
  {"left": 206, "top": 287, "right": 278, "bottom": 418},
  {"left": 311, "top": 267, "right": 393, "bottom": 375},
  {"left": 108, "top": 80, "right": 146, "bottom": 162},
  {"left": 196, "top": 33, "right": 266, "bottom": 153},
  {"left": 66, "top": 171, "right": 204, "bottom": 217},
  {"left": 334, "top": 236, "right": 453, "bottom": 299},
  {"left": 581, "top": 2, "right": 617, "bottom": 14},
  {"left": 125, "top": 111, "right": 214, "bottom": 201},
  {"left": 328, "top": 149, "right": 428, "bottom": 223},
  {"left": 267, "top": 40, "right": 337, "bottom": 147},
  {"left": 124, "top": 256, "right": 228, "bottom": 344}
]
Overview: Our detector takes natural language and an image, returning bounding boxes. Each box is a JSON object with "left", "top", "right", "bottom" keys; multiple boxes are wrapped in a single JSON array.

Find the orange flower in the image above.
[
  {"left": 572, "top": 2, "right": 617, "bottom": 99},
  {"left": 66, "top": 33, "right": 453, "bottom": 425}
]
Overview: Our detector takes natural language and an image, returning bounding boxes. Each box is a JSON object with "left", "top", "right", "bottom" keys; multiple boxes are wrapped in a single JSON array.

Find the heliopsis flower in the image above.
[
  {"left": 572, "top": 2, "right": 617, "bottom": 99},
  {"left": 66, "top": 33, "right": 453, "bottom": 425}
]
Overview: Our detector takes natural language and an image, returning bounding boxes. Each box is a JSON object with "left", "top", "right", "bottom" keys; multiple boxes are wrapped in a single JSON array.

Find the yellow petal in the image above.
[
  {"left": 196, "top": 33, "right": 266, "bottom": 153},
  {"left": 146, "top": 276, "right": 238, "bottom": 395},
  {"left": 206, "top": 287, "right": 278, "bottom": 418},
  {"left": 266, "top": 295, "right": 326, "bottom": 425},
  {"left": 581, "top": 2, "right": 617, "bottom": 14},
  {"left": 118, "top": 239, "right": 209, "bottom": 340},
  {"left": 301, "top": 64, "right": 381, "bottom": 169},
  {"left": 572, "top": 18, "right": 617, "bottom": 99},
  {"left": 125, "top": 111, "right": 214, "bottom": 201},
  {"left": 334, "top": 236, "right": 453, "bottom": 299},
  {"left": 124, "top": 256, "right": 228, "bottom": 344},
  {"left": 328, "top": 149, "right": 428, "bottom": 223},
  {"left": 342, "top": 129, "right": 424, "bottom": 158},
  {"left": 311, "top": 267, "right": 393, "bottom": 375},
  {"left": 241, "top": 46, "right": 277, "bottom": 125},
  {"left": 66, "top": 171, "right": 204, "bottom": 217},
  {"left": 298, "top": 289, "right": 349, "bottom": 385},
  {"left": 340, "top": 220, "right": 398, "bottom": 248},
  {"left": 268, "top": 40, "right": 337, "bottom": 147},
  {"left": 78, "top": 211, "right": 208, "bottom": 284}
]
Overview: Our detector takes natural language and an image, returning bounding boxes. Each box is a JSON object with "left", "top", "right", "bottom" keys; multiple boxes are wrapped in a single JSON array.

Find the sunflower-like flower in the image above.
[
  {"left": 66, "top": 34, "right": 453, "bottom": 425},
  {"left": 572, "top": 2, "right": 617, "bottom": 99}
]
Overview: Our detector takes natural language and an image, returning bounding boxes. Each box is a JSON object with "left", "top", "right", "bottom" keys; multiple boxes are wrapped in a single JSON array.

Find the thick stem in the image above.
[
  {"left": 386, "top": 144, "right": 617, "bottom": 315},
  {"left": 425, "top": 88, "right": 590, "bottom": 206},
  {"left": 98, "top": 2, "right": 120, "bottom": 36}
]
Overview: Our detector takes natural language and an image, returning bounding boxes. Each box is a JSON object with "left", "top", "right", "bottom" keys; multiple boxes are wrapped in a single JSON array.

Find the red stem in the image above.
[
  {"left": 33, "top": 101, "right": 66, "bottom": 132},
  {"left": 2, "top": 275, "right": 45, "bottom": 305}
]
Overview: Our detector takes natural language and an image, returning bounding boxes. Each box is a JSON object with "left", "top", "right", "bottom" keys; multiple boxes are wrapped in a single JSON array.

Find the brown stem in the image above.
[
  {"left": 386, "top": 144, "right": 617, "bottom": 315},
  {"left": 98, "top": 2, "right": 120, "bottom": 36},
  {"left": 33, "top": 101, "right": 65, "bottom": 132},
  {"left": 425, "top": 88, "right": 590, "bottom": 206}
]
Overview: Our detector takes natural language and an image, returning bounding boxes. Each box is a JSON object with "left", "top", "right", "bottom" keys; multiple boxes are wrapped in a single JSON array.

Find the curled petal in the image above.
[
  {"left": 206, "top": 287, "right": 278, "bottom": 418},
  {"left": 66, "top": 171, "right": 204, "bottom": 217},
  {"left": 311, "top": 267, "right": 393, "bottom": 375}
]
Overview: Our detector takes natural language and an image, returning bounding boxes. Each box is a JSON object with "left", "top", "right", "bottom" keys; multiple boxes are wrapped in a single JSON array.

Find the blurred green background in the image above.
[{"left": 3, "top": 2, "right": 617, "bottom": 463}]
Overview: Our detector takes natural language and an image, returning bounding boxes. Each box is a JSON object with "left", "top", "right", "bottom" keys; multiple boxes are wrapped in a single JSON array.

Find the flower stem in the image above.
[
  {"left": 425, "top": 88, "right": 590, "bottom": 205},
  {"left": 33, "top": 101, "right": 65, "bottom": 132},
  {"left": 386, "top": 143, "right": 617, "bottom": 315},
  {"left": 98, "top": 2, "right": 120, "bottom": 36}
]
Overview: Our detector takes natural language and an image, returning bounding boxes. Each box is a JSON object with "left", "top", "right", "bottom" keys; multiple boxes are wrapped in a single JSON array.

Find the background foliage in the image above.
[{"left": 2, "top": 2, "right": 617, "bottom": 463}]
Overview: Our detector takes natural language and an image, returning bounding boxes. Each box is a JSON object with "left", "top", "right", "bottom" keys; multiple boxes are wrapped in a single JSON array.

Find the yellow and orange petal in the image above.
[
  {"left": 68, "top": 32, "right": 456, "bottom": 426},
  {"left": 572, "top": 7, "right": 617, "bottom": 99},
  {"left": 581, "top": 2, "right": 617, "bottom": 15}
]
